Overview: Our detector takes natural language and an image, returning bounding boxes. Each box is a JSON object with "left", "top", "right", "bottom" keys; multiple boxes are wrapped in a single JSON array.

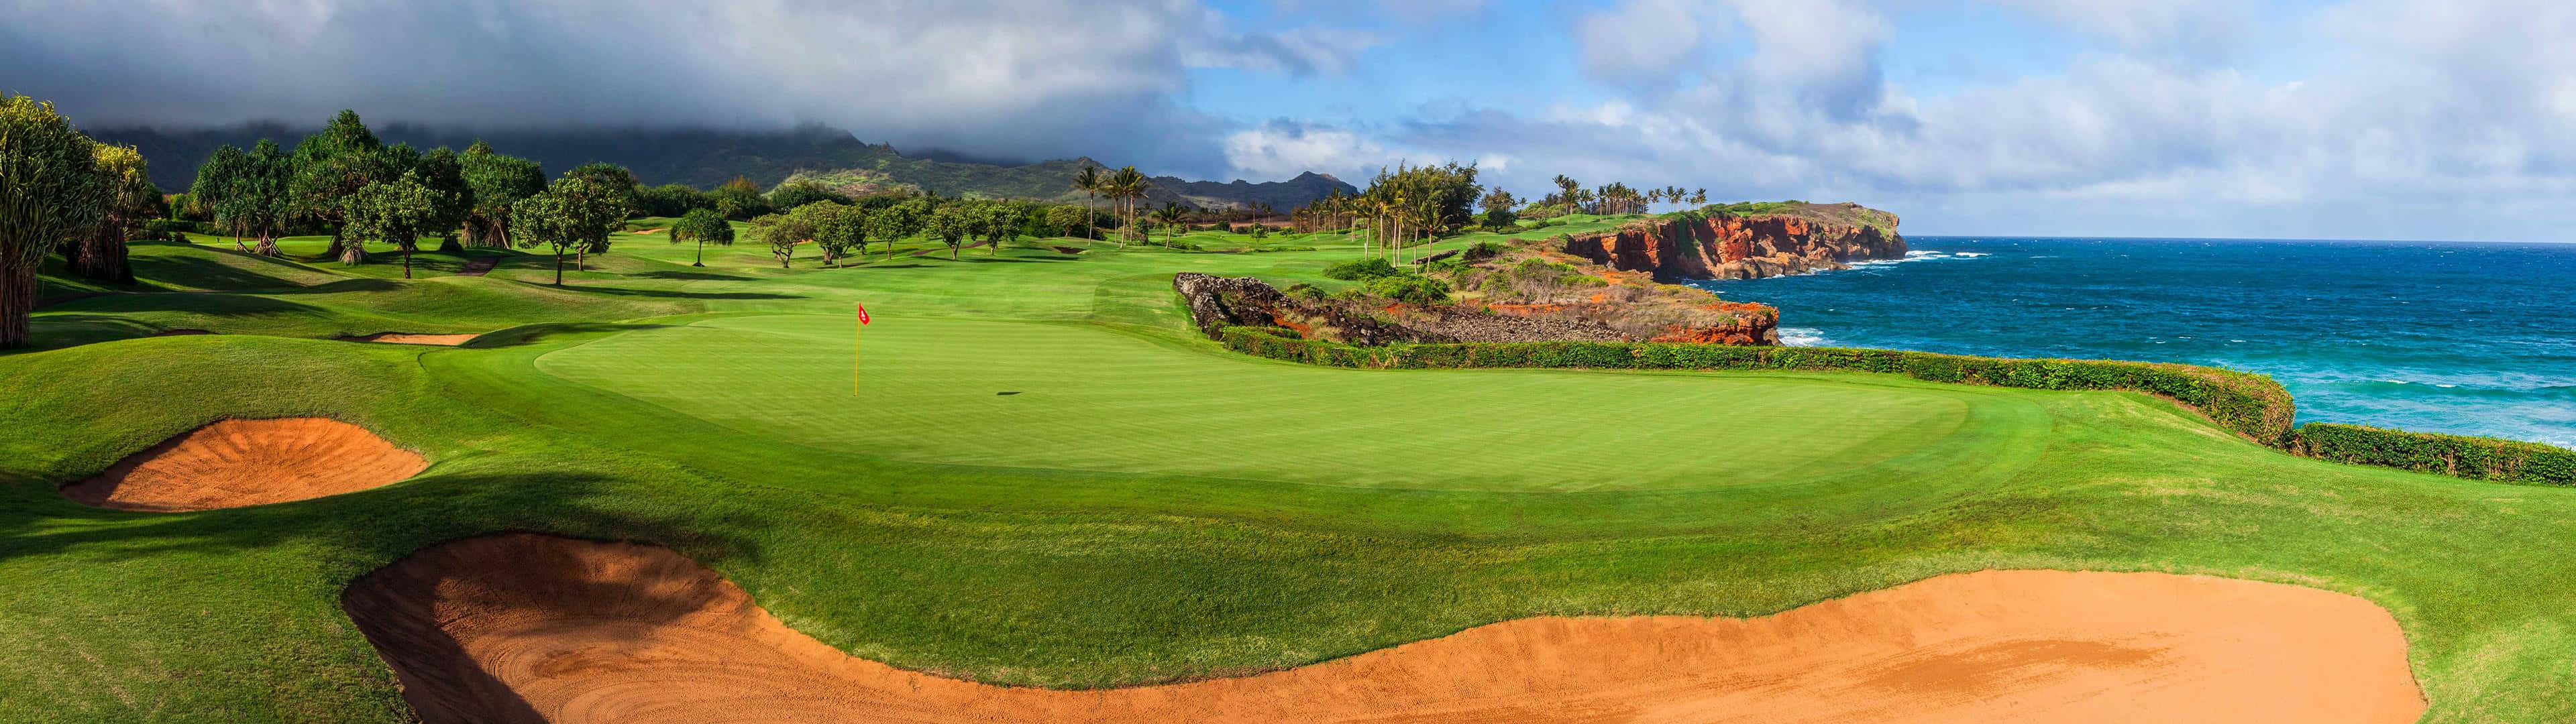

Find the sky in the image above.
[{"left": 7, "top": 0, "right": 2575, "bottom": 241}]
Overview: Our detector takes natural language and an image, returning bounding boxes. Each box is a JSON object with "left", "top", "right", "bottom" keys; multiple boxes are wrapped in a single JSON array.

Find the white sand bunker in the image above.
[
  {"left": 344, "top": 534, "right": 2425, "bottom": 723},
  {"left": 62, "top": 418, "right": 427, "bottom": 511}
]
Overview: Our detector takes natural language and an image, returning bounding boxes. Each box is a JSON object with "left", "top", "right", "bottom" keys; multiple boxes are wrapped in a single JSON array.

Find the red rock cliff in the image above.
[{"left": 1562, "top": 202, "right": 1905, "bottom": 282}]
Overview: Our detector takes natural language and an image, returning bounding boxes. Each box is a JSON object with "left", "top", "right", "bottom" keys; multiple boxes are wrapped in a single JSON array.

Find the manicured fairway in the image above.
[{"left": 4, "top": 221, "right": 2575, "bottom": 723}]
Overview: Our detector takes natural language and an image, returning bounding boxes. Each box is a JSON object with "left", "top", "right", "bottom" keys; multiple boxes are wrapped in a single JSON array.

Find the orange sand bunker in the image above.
[
  {"left": 62, "top": 418, "right": 427, "bottom": 511},
  {"left": 341, "top": 333, "right": 480, "bottom": 345},
  {"left": 345, "top": 534, "right": 2424, "bottom": 723}
]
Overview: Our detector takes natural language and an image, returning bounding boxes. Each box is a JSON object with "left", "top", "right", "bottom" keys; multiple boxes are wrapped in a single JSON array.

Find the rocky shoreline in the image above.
[{"left": 1562, "top": 202, "right": 1906, "bottom": 282}]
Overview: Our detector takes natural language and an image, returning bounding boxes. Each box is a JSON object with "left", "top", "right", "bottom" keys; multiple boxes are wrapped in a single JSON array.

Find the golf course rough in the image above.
[
  {"left": 345, "top": 533, "right": 2424, "bottom": 724},
  {"left": 58, "top": 418, "right": 427, "bottom": 511}
]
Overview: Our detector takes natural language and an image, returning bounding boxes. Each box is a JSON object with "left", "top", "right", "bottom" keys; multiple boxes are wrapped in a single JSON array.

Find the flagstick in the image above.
[{"left": 854, "top": 310, "right": 863, "bottom": 396}]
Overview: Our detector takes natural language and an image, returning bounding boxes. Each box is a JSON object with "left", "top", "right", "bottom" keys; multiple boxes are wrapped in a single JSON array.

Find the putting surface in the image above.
[
  {"left": 345, "top": 534, "right": 2422, "bottom": 724},
  {"left": 535, "top": 314, "right": 2027, "bottom": 491}
]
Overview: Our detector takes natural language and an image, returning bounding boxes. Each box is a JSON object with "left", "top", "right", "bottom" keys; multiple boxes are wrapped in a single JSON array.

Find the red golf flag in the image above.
[{"left": 856, "top": 302, "right": 871, "bottom": 325}]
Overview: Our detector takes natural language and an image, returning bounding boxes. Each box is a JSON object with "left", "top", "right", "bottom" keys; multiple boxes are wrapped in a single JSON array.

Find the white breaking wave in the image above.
[
  {"left": 1779, "top": 327, "right": 1833, "bottom": 347},
  {"left": 1845, "top": 249, "right": 1990, "bottom": 268}
]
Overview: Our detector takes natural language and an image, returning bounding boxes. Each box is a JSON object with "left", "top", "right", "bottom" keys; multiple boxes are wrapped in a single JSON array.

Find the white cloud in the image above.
[
  {"left": 1222, "top": 121, "right": 1391, "bottom": 180},
  {"left": 1413, "top": 0, "right": 2576, "bottom": 241}
]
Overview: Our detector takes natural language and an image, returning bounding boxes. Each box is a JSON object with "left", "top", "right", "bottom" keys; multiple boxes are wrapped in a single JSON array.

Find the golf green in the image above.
[{"left": 535, "top": 314, "right": 2026, "bottom": 491}]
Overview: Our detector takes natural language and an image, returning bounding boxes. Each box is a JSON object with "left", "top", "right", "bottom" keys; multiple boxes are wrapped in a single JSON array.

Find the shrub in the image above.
[
  {"left": 1323, "top": 257, "right": 1401, "bottom": 281},
  {"left": 2294, "top": 424, "right": 2575, "bottom": 487},
  {"left": 1365, "top": 276, "right": 1451, "bottom": 305},
  {"left": 1215, "top": 327, "right": 2295, "bottom": 445},
  {"left": 1464, "top": 240, "right": 1509, "bottom": 262}
]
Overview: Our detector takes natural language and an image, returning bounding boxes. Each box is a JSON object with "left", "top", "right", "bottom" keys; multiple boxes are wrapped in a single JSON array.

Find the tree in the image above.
[
  {"left": 869, "top": 198, "right": 927, "bottom": 259},
  {"left": 1045, "top": 204, "right": 1089, "bottom": 238},
  {"left": 926, "top": 203, "right": 973, "bottom": 260},
  {"left": 1479, "top": 187, "right": 1519, "bottom": 231},
  {"left": 975, "top": 202, "right": 1022, "bottom": 255},
  {"left": 515, "top": 174, "right": 626, "bottom": 284},
  {"left": 767, "top": 180, "right": 851, "bottom": 211},
  {"left": 343, "top": 174, "right": 438, "bottom": 278},
  {"left": 460, "top": 140, "right": 545, "bottom": 249},
  {"left": 811, "top": 202, "right": 868, "bottom": 267},
  {"left": 637, "top": 183, "right": 709, "bottom": 217},
  {"left": 1106, "top": 166, "right": 1147, "bottom": 247},
  {"left": 710, "top": 176, "right": 769, "bottom": 220},
  {"left": 557, "top": 164, "right": 635, "bottom": 267},
  {"left": 413, "top": 147, "right": 475, "bottom": 253},
  {"left": 1153, "top": 202, "right": 1187, "bottom": 242},
  {"left": 288, "top": 110, "right": 390, "bottom": 263},
  {"left": 749, "top": 208, "right": 815, "bottom": 268},
  {"left": 74, "top": 143, "right": 156, "bottom": 282},
  {"left": 0, "top": 95, "right": 107, "bottom": 349},
  {"left": 668, "top": 208, "right": 733, "bottom": 267},
  {"left": 190, "top": 144, "right": 252, "bottom": 251},
  {"left": 1690, "top": 188, "right": 1709, "bottom": 206},
  {"left": 1071, "top": 164, "right": 1102, "bottom": 239}
]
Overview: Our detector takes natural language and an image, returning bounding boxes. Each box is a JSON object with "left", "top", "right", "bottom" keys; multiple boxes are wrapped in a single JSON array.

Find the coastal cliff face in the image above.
[{"left": 1563, "top": 202, "right": 1906, "bottom": 282}]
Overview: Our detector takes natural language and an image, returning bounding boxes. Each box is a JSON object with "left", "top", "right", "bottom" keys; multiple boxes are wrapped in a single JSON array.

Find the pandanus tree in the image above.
[
  {"left": 414, "top": 147, "right": 476, "bottom": 253},
  {"left": 669, "top": 208, "right": 734, "bottom": 267},
  {"left": 0, "top": 95, "right": 107, "bottom": 349},
  {"left": 74, "top": 143, "right": 155, "bottom": 283},
  {"left": 460, "top": 141, "right": 544, "bottom": 249},
  {"left": 288, "top": 111, "right": 392, "bottom": 264}
]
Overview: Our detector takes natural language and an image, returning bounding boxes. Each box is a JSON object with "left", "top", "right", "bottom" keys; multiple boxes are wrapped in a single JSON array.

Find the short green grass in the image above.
[{"left": 1, "top": 221, "right": 2567, "bottom": 722}]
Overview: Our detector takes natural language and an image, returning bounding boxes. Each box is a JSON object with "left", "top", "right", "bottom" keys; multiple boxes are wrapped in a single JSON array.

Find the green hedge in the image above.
[
  {"left": 2294, "top": 423, "right": 2575, "bottom": 487},
  {"left": 1220, "top": 326, "right": 2296, "bottom": 445}
]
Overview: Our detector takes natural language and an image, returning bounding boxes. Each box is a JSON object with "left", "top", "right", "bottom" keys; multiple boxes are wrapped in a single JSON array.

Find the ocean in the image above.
[{"left": 1697, "top": 237, "right": 2576, "bottom": 448}]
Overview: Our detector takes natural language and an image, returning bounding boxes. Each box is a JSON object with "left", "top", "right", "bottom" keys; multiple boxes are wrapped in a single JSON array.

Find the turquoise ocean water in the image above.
[{"left": 1697, "top": 237, "right": 2575, "bottom": 448}]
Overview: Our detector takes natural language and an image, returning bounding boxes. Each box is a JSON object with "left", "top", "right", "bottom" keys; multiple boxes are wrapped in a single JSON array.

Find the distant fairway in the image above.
[{"left": 537, "top": 314, "right": 2023, "bottom": 491}]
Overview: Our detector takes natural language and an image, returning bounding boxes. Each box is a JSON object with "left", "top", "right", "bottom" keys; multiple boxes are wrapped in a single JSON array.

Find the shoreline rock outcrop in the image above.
[{"left": 1562, "top": 202, "right": 1906, "bottom": 282}]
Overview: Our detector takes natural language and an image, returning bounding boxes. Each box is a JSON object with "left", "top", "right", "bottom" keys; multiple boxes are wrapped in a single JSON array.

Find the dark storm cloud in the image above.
[{"left": 0, "top": 0, "right": 1364, "bottom": 176}]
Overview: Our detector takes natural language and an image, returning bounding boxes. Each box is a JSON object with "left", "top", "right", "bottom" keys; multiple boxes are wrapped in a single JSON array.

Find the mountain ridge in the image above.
[{"left": 91, "top": 123, "right": 1356, "bottom": 211}]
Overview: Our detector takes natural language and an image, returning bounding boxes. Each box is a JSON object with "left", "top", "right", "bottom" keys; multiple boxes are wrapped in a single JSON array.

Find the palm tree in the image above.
[
  {"left": 1071, "top": 165, "right": 1102, "bottom": 240},
  {"left": 1691, "top": 188, "right": 1709, "bottom": 206},
  {"left": 1552, "top": 175, "right": 1580, "bottom": 215},
  {"left": 1155, "top": 202, "right": 1187, "bottom": 242},
  {"left": 1108, "top": 166, "right": 1147, "bottom": 247}
]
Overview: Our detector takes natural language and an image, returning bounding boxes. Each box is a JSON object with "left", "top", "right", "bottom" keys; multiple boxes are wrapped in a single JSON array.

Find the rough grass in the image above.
[{"left": 0, "top": 227, "right": 2569, "bottom": 722}]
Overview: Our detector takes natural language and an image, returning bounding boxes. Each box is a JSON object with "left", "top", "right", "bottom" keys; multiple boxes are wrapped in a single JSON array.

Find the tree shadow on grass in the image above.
[
  {"left": 550, "top": 286, "right": 803, "bottom": 300},
  {"left": 462, "top": 322, "right": 675, "bottom": 349},
  {"left": 632, "top": 270, "right": 759, "bottom": 282},
  {"left": 960, "top": 257, "right": 1075, "bottom": 264}
]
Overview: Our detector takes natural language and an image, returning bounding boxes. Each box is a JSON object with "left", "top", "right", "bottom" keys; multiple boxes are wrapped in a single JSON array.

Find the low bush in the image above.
[
  {"left": 1322, "top": 257, "right": 1402, "bottom": 281},
  {"left": 2294, "top": 423, "right": 2575, "bottom": 487},
  {"left": 1365, "top": 276, "right": 1452, "bottom": 305},
  {"left": 1216, "top": 326, "right": 2296, "bottom": 445}
]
